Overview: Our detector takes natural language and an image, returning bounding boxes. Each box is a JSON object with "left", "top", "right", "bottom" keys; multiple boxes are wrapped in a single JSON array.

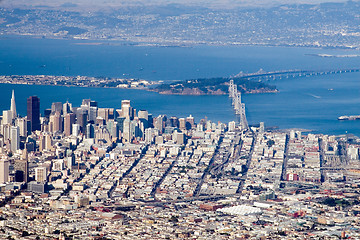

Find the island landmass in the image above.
[
  {"left": 152, "top": 77, "right": 277, "bottom": 95},
  {"left": 0, "top": 75, "right": 278, "bottom": 95}
]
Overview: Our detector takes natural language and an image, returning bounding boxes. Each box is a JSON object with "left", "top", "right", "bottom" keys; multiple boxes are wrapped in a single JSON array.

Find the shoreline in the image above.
[
  {"left": 0, "top": 75, "right": 278, "bottom": 96},
  {"left": 1, "top": 34, "right": 360, "bottom": 50}
]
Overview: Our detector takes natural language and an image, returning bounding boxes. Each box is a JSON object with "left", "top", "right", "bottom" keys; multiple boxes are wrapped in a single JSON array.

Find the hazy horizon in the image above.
[{"left": 0, "top": 0, "right": 354, "bottom": 10}]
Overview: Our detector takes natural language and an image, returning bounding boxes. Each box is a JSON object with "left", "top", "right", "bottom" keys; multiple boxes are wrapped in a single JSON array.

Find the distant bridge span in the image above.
[{"left": 234, "top": 68, "right": 360, "bottom": 81}]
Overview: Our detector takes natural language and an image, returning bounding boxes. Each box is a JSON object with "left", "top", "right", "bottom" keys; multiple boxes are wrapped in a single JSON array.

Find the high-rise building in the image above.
[
  {"left": 2, "top": 110, "right": 12, "bottom": 125},
  {"left": 76, "top": 108, "right": 88, "bottom": 134},
  {"left": 10, "top": 126, "right": 20, "bottom": 153},
  {"left": 64, "top": 113, "right": 76, "bottom": 136},
  {"left": 169, "top": 116, "right": 179, "bottom": 128},
  {"left": 121, "top": 100, "right": 133, "bottom": 119},
  {"left": 186, "top": 115, "right": 195, "bottom": 129},
  {"left": 63, "top": 101, "right": 72, "bottom": 115},
  {"left": 49, "top": 111, "right": 63, "bottom": 133},
  {"left": 27, "top": 96, "right": 40, "bottom": 131},
  {"left": 14, "top": 157, "right": 28, "bottom": 182},
  {"left": 179, "top": 118, "right": 186, "bottom": 130},
  {"left": 154, "top": 115, "right": 164, "bottom": 134},
  {"left": 15, "top": 117, "right": 28, "bottom": 137},
  {"left": 1, "top": 124, "right": 11, "bottom": 142},
  {"left": 122, "top": 118, "right": 131, "bottom": 142},
  {"left": 10, "top": 90, "right": 16, "bottom": 120},
  {"left": 35, "top": 167, "right": 47, "bottom": 182},
  {"left": 98, "top": 108, "right": 114, "bottom": 121},
  {"left": 145, "top": 128, "right": 154, "bottom": 144},
  {"left": 51, "top": 102, "right": 62, "bottom": 114},
  {"left": 88, "top": 106, "right": 98, "bottom": 123},
  {"left": 138, "top": 110, "right": 149, "bottom": 128},
  {"left": 86, "top": 124, "right": 95, "bottom": 138},
  {"left": 39, "top": 134, "right": 52, "bottom": 151},
  {"left": 0, "top": 159, "right": 9, "bottom": 184},
  {"left": 72, "top": 124, "right": 81, "bottom": 136}
]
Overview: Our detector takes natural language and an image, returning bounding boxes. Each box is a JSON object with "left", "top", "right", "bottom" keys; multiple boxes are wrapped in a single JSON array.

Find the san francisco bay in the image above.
[{"left": 1, "top": 36, "right": 360, "bottom": 136}]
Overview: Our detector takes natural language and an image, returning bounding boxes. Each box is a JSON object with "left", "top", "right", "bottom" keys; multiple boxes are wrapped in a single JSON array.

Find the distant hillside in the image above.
[{"left": 151, "top": 77, "right": 277, "bottom": 95}]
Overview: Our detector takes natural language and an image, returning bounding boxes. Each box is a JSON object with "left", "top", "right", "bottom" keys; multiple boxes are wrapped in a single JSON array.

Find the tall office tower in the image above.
[
  {"left": 10, "top": 126, "right": 20, "bottom": 153},
  {"left": 186, "top": 115, "right": 195, "bottom": 129},
  {"left": 45, "top": 134, "right": 52, "bottom": 150},
  {"left": 88, "top": 106, "right": 98, "bottom": 123},
  {"left": 148, "top": 114, "right": 153, "bottom": 128},
  {"left": 72, "top": 124, "right": 80, "bottom": 136},
  {"left": 121, "top": 100, "right": 133, "bottom": 119},
  {"left": 169, "top": 116, "right": 179, "bottom": 128},
  {"left": 2, "top": 110, "right": 12, "bottom": 125},
  {"left": 38, "top": 135, "right": 45, "bottom": 152},
  {"left": 0, "top": 159, "right": 9, "bottom": 183},
  {"left": 27, "top": 96, "right": 40, "bottom": 131},
  {"left": 145, "top": 128, "right": 154, "bottom": 144},
  {"left": 138, "top": 110, "right": 149, "bottom": 128},
  {"left": 10, "top": 90, "right": 16, "bottom": 120},
  {"left": 64, "top": 113, "right": 76, "bottom": 136},
  {"left": 51, "top": 102, "right": 62, "bottom": 114},
  {"left": 35, "top": 167, "right": 47, "bottom": 182},
  {"left": 98, "top": 108, "right": 114, "bottom": 122},
  {"left": 122, "top": 118, "right": 131, "bottom": 142},
  {"left": 179, "top": 118, "right": 186, "bottom": 130},
  {"left": 86, "top": 124, "right": 94, "bottom": 138},
  {"left": 154, "top": 115, "right": 164, "bottom": 134},
  {"left": 14, "top": 157, "right": 28, "bottom": 182},
  {"left": 76, "top": 108, "right": 88, "bottom": 134},
  {"left": 82, "top": 99, "right": 91, "bottom": 106},
  {"left": 130, "top": 120, "right": 140, "bottom": 139},
  {"left": 15, "top": 117, "right": 28, "bottom": 137},
  {"left": 2, "top": 124, "right": 11, "bottom": 142},
  {"left": 63, "top": 101, "right": 73, "bottom": 115},
  {"left": 107, "top": 119, "right": 119, "bottom": 139},
  {"left": 98, "top": 108, "right": 108, "bottom": 121},
  {"left": 39, "top": 134, "right": 52, "bottom": 151},
  {"left": 50, "top": 112, "right": 63, "bottom": 133}
]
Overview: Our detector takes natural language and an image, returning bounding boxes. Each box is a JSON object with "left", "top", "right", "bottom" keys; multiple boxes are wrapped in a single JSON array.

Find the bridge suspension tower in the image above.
[{"left": 229, "top": 80, "right": 248, "bottom": 130}]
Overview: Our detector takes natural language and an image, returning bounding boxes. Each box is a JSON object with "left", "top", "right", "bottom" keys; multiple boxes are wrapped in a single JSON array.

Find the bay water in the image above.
[{"left": 0, "top": 36, "right": 360, "bottom": 136}]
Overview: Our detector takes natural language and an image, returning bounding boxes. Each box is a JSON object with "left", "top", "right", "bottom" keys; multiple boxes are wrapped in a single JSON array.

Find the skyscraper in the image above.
[
  {"left": 2, "top": 110, "right": 12, "bottom": 125},
  {"left": 49, "top": 111, "right": 63, "bottom": 133},
  {"left": 10, "top": 126, "right": 20, "bottom": 153},
  {"left": 64, "top": 113, "right": 76, "bottom": 136},
  {"left": 14, "top": 157, "right": 28, "bottom": 183},
  {"left": 51, "top": 102, "right": 63, "bottom": 114},
  {"left": 10, "top": 90, "right": 16, "bottom": 120},
  {"left": 0, "top": 159, "right": 9, "bottom": 184},
  {"left": 15, "top": 117, "right": 28, "bottom": 137},
  {"left": 27, "top": 96, "right": 40, "bottom": 131},
  {"left": 121, "top": 100, "right": 133, "bottom": 119}
]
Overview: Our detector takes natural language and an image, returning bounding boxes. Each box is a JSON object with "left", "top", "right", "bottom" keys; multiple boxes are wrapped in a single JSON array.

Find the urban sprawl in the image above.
[{"left": 0, "top": 90, "right": 360, "bottom": 239}]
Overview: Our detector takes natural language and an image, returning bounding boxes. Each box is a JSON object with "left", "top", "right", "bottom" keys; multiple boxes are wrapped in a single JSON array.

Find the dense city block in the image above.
[{"left": 0, "top": 91, "right": 359, "bottom": 239}]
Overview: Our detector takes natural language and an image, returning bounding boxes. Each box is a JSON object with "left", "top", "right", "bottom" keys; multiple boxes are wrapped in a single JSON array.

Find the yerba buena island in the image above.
[{"left": 1, "top": 0, "right": 360, "bottom": 239}]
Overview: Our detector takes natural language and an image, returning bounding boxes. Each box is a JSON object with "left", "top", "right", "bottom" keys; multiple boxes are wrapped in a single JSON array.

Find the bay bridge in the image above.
[
  {"left": 233, "top": 68, "right": 360, "bottom": 82},
  {"left": 229, "top": 79, "right": 248, "bottom": 130}
]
